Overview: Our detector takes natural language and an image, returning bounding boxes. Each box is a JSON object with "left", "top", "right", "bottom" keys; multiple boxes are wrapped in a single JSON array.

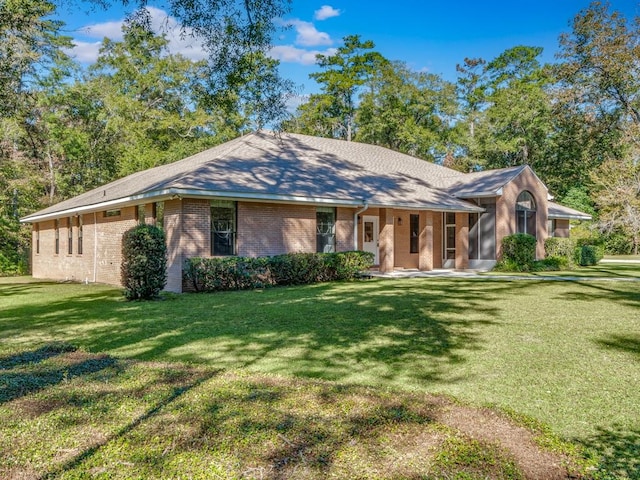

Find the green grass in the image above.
[{"left": 1, "top": 267, "right": 639, "bottom": 478}]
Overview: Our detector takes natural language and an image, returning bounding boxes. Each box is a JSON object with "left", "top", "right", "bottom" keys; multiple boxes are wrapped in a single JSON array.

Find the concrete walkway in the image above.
[{"left": 368, "top": 267, "right": 640, "bottom": 282}]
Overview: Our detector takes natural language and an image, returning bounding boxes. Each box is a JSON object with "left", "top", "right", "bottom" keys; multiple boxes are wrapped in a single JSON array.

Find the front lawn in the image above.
[{"left": 1, "top": 270, "right": 639, "bottom": 478}]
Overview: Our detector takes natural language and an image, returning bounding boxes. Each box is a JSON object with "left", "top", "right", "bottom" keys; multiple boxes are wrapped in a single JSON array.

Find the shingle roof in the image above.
[
  {"left": 21, "top": 132, "right": 592, "bottom": 223},
  {"left": 445, "top": 165, "right": 535, "bottom": 197},
  {"left": 548, "top": 202, "right": 592, "bottom": 220},
  {"left": 22, "top": 132, "right": 483, "bottom": 222}
]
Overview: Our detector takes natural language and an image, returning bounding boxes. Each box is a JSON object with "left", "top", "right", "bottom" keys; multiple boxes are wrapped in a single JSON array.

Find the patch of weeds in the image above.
[{"left": 432, "top": 427, "right": 523, "bottom": 480}]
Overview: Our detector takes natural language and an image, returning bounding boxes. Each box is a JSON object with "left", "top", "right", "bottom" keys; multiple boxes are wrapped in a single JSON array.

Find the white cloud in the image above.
[
  {"left": 68, "top": 7, "right": 207, "bottom": 63},
  {"left": 278, "top": 18, "right": 332, "bottom": 47},
  {"left": 314, "top": 5, "right": 341, "bottom": 21},
  {"left": 269, "top": 45, "right": 336, "bottom": 65}
]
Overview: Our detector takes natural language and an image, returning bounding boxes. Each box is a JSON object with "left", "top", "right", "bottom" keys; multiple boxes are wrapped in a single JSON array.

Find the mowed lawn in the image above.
[{"left": 1, "top": 265, "right": 639, "bottom": 478}]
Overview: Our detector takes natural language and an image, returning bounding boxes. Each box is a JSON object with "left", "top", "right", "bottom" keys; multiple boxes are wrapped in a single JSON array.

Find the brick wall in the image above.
[
  {"left": 496, "top": 168, "right": 549, "bottom": 259},
  {"left": 554, "top": 219, "right": 570, "bottom": 238},
  {"left": 393, "top": 209, "right": 418, "bottom": 269},
  {"left": 31, "top": 207, "right": 138, "bottom": 286}
]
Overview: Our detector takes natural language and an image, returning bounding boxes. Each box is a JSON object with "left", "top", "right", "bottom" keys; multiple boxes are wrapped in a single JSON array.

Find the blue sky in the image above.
[{"left": 57, "top": 0, "right": 640, "bottom": 95}]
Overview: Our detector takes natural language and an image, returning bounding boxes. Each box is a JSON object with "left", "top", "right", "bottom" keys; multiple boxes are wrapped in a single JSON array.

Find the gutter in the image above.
[{"left": 353, "top": 201, "right": 369, "bottom": 250}]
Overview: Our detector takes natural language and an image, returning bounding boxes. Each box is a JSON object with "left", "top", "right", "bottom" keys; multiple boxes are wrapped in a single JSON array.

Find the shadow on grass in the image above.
[
  {"left": 0, "top": 352, "right": 117, "bottom": 404},
  {"left": 0, "top": 343, "right": 76, "bottom": 370},
  {"left": 0, "top": 279, "right": 527, "bottom": 386},
  {"left": 595, "top": 334, "right": 640, "bottom": 361},
  {"left": 578, "top": 425, "right": 640, "bottom": 479},
  {"left": 41, "top": 365, "right": 220, "bottom": 480}
]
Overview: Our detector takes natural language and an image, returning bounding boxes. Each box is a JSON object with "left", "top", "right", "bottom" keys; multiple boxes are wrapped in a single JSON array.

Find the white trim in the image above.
[
  {"left": 20, "top": 189, "right": 366, "bottom": 223},
  {"left": 21, "top": 187, "right": 484, "bottom": 223}
]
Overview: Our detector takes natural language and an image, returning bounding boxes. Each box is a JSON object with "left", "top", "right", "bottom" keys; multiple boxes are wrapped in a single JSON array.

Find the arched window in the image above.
[{"left": 516, "top": 191, "right": 536, "bottom": 237}]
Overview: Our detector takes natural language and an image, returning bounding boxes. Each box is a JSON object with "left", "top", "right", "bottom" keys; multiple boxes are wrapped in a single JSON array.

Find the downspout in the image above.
[
  {"left": 93, "top": 212, "right": 98, "bottom": 283},
  {"left": 353, "top": 201, "right": 369, "bottom": 250}
]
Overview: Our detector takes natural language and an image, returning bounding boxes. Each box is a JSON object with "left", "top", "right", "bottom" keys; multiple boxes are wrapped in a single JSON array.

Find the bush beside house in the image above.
[
  {"left": 121, "top": 224, "right": 167, "bottom": 300},
  {"left": 495, "top": 234, "right": 602, "bottom": 272},
  {"left": 184, "top": 251, "right": 374, "bottom": 293}
]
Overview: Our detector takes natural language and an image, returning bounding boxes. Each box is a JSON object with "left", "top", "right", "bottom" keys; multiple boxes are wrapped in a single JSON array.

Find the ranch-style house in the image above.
[{"left": 21, "top": 132, "right": 591, "bottom": 292}]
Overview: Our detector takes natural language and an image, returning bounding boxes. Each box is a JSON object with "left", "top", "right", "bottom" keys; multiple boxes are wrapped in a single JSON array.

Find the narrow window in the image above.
[
  {"left": 54, "top": 219, "right": 59, "bottom": 254},
  {"left": 77, "top": 216, "right": 83, "bottom": 255},
  {"left": 68, "top": 217, "right": 73, "bottom": 254},
  {"left": 409, "top": 214, "right": 419, "bottom": 254},
  {"left": 211, "top": 200, "right": 236, "bottom": 256},
  {"left": 35, "top": 224, "right": 40, "bottom": 254},
  {"left": 444, "top": 212, "right": 456, "bottom": 260},
  {"left": 153, "top": 202, "right": 164, "bottom": 230},
  {"left": 516, "top": 191, "right": 536, "bottom": 237},
  {"left": 469, "top": 212, "right": 479, "bottom": 260},
  {"left": 104, "top": 209, "right": 121, "bottom": 218},
  {"left": 136, "top": 205, "right": 146, "bottom": 223},
  {"left": 547, "top": 219, "right": 556, "bottom": 238},
  {"left": 316, "top": 207, "right": 336, "bottom": 253}
]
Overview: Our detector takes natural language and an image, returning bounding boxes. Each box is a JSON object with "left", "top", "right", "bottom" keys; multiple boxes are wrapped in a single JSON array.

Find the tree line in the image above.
[{"left": 1, "top": 0, "right": 639, "bottom": 274}]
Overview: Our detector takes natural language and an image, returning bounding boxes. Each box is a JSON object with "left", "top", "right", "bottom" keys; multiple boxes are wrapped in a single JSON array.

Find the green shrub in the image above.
[
  {"left": 534, "top": 256, "right": 568, "bottom": 271},
  {"left": 574, "top": 245, "right": 601, "bottom": 266},
  {"left": 121, "top": 224, "right": 167, "bottom": 300},
  {"left": 499, "top": 234, "right": 536, "bottom": 271},
  {"left": 185, "top": 256, "right": 274, "bottom": 292},
  {"left": 184, "top": 251, "right": 374, "bottom": 293},
  {"left": 544, "top": 237, "right": 576, "bottom": 268},
  {"left": 326, "top": 250, "right": 375, "bottom": 280},
  {"left": 269, "top": 253, "right": 327, "bottom": 285}
]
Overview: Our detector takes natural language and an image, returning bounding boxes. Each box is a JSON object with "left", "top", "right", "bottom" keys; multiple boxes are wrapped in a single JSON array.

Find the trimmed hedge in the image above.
[
  {"left": 184, "top": 251, "right": 374, "bottom": 292},
  {"left": 495, "top": 234, "right": 536, "bottom": 272},
  {"left": 544, "top": 237, "right": 576, "bottom": 269},
  {"left": 121, "top": 224, "right": 167, "bottom": 300}
]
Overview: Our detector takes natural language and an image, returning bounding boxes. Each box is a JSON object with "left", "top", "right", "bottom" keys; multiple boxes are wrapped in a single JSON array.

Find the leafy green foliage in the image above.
[
  {"left": 496, "top": 233, "right": 537, "bottom": 271},
  {"left": 545, "top": 237, "right": 576, "bottom": 268},
  {"left": 184, "top": 251, "right": 374, "bottom": 292},
  {"left": 121, "top": 224, "right": 167, "bottom": 300}
]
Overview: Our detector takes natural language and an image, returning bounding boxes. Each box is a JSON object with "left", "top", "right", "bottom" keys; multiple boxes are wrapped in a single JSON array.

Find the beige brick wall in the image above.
[
  {"left": 554, "top": 219, "right": 570, "bottom": 238},
  {"left": 31, "top": 208, "right": 138, "bottom": 286},
  {"left": 496, "top": 168, "right": 549, "bottom": 259},
  {"left": 393, "top": 209, "right": 418, "bottom": 269}
]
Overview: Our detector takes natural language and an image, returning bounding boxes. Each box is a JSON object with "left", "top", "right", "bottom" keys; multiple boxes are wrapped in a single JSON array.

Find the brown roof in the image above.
[
  {"left": 548, "top": 202, "right": 592, "bottom": 220},
  {"left": 22, "top": 132, "right": 482, "bottom": 222},
  {"left": 21, "top": 132, "right": 591, "bottom": 223}
]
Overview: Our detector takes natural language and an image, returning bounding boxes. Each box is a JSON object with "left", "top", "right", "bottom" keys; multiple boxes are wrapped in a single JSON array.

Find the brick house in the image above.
[{"left": 21, "top": 132, "right": 591, "bottom": 292}]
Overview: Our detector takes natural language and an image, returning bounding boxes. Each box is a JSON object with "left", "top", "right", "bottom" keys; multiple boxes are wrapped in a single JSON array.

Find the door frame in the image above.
[{"left": 362, "top": 215, "right": 379, "bottom": 265}]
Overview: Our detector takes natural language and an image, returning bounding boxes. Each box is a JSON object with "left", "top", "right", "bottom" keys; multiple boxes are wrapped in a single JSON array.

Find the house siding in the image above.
[
  {"left": 31, "top": 208, "right": 138, "bottom": 286},
  {"left": 496, "top": 168, "right": 549, "bottom": 259}
]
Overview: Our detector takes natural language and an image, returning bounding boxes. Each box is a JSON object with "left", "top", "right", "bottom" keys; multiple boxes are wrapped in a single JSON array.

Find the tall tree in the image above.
[
  {"left": 557, "top": 1, "right": 640, "bottom": 135},
  {"left": 477, "top": 46, "right": 554, "bottom": 170},
  {"left": 71, "top": 0, "right": 294, "bottom": 125},
  {"left": 357, "top": 61, "right": 457, "bottom": 161},
  {"left": 289, "top": 35, "right": 387, "bottom": 141},
  {"left": 87, "top": 24, "right": 238, "bottom": 176}
]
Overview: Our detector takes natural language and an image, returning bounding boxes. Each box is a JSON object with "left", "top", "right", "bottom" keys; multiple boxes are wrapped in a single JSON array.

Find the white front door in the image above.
[{"left": 362, "top": 215, "right": 379, "bottom": 265}]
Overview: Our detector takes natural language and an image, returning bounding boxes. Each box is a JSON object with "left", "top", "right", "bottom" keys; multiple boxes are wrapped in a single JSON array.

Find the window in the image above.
[
  {"left": 137, "top": 205, "right": 146, "bottom": 224},
  {"left": 104, "top": 209, "right": 121, "bottom": 218},
  {"left": 35, "top": 224, "right": 40, "bottom": 254},
  {"left": 547, "top": 219, "right": 556, "bottom": 238},
  {"left": 444, "top": 212, "right": 456, "bottom": 260},
  {"left": 409, "top": 214, "right": 419, "bottom": 254},
  {"left": 153, "top": 202, "right": 164, "bottom": 229},
  {"left": 316, "top": 207, "right": 336, "bottom": 253},
  {"left": 54, "top": 219, "right": 59, "bottom": 254},
  {"left": 469, "top": 212, "right": 479, "bottom": 260},
  {"left": 211, "top": 200, "right": 236, "bottom": 256},
  {"left": 77, "top": 216, "right": 83, "bottom": 255},
  {"left": 516, "top": 191, "right": 536, "bottom": 237},
  {"left": 68, "top": 217, "right": 73, "bottom": 254}
]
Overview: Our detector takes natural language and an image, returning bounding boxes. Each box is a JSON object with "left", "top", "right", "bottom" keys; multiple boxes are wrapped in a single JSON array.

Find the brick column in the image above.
[
  {"left": 379, "top": 208, "right": 395, "bottom": 272},
  {"left": 164, "top": 199, "right": 183, "bottom": 293},
  {"left": 455, "top": 212, "right": 469, "bottom": 270},
  {"left": 419, "top": 211, "right": 433, "bottom": 271}
]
